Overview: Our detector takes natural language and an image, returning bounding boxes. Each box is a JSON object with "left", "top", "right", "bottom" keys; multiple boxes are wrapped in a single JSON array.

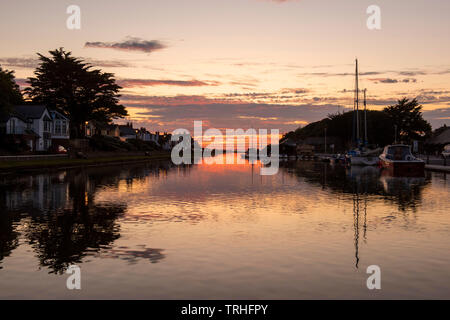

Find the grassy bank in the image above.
[{"left": 0, "top": 152, "right": 171, "bottom": 172}]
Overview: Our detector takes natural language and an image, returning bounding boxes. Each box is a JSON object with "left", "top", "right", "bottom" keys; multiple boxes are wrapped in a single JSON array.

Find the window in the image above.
[
  {"left": 10, "top": 119, "right": 16, "bottom": 134},
  {"left": 44, "top": 120, "right": 52, "bottom": 132},
  {"left": 55, "top": 120, "right": 62, "bottom": 135},
  {"left": 62, "top": 121, "right": 67, "bottom": 135}
]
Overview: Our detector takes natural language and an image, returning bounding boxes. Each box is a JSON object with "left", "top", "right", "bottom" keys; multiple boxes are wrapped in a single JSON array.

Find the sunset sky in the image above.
[{"left": 1, "top": 0, "right": 449, "bottom": 134}]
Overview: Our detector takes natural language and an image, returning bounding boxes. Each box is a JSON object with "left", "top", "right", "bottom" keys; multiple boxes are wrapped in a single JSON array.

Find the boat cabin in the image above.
[{"left": 382, "top": 145, "right": 415, "bottom": 161}]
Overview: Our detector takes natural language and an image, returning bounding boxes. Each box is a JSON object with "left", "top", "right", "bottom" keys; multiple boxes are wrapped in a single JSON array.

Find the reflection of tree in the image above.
[
  {"left": 0, "top": 211, "right": 20, "bottom": 269},
  {"left": 95, "top": 247, "right": 165, "bottom": 265},
  {"left": 24, "top": 168, "right": 126, "bottom": 274},
  {"left": 0, "top": 182, "right": 21, "bottom": 269},
  {"left": 25, "top": 204, "right": 125, "bottom": 274},
  {"left": 0, "top": 162, "right": 174, "bottom": 273}
]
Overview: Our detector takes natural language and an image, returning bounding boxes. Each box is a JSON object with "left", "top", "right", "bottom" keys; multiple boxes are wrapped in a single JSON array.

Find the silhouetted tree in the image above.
[
  {"left": 383, "top": 98, "right": 431, "bottom": 143},
  {"left": 0, "top": 66, "right": 23, "bottom": 116},
  {"left": 283, "top": 110, "right": 395, "bottom": 149},
  {"left": 25, "top": 48, "right": 128, "bottom": 138}
]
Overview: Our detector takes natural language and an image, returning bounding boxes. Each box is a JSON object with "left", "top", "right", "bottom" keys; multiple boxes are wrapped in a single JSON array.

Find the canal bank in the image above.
[
  {"left": 419, "top": 155, "right": 450, "bottom": 173},
  {"left": 425, "top": 164, "right": 450, "bottom": 173},
  {"left": 0, "top": 151, "right": 171, "bottom": 174}
]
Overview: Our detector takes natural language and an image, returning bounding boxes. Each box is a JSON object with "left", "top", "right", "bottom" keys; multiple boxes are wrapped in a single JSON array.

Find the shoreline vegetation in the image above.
[{"left": 0, "top": 151, "right": 171, "bottom": 173}]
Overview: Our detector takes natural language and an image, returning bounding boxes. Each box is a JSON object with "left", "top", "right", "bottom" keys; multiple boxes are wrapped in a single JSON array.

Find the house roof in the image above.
[
  {"left": 427, "top": 127, "right": 450, "bottom": 145},
  {"left": 119, "top": 125, "right": 137, "bottom": 136},
  {"left": 94, "top": 121, "right": 118, "bottom": 130},
  {"left": 0, "top": 110, "right": 28, "bottom": 123},
  {"left": 14, "top": 105, "right": 48, "bottom": 119},
  {"left": 1, "top": 105, "right": 59, "bottom": 125},
  {"left": 138, "top": 128, "right": 150, "bottom": 134}
]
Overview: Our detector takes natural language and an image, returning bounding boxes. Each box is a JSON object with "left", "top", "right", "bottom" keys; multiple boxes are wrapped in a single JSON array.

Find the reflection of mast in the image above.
[
  {"left": 251, "top": 162, "right": 254, "bottom": 185},
  {"left": 353, "top": 191, "right": 369, "bottom": 268},
  {"left": 363, "top": 196, "right": 368, "bottom": 241},
  {"left": 353, "top": 192, "right": 360, "bottom": 269}
]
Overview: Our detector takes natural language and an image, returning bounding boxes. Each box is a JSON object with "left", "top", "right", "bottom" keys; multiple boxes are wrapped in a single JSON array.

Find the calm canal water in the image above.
[{"left": 0, "top": 158, "right": 449, "bottom": 299}]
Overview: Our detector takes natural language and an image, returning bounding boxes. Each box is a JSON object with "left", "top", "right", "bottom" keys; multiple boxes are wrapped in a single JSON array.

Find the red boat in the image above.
[{"left": 379, "top": 144, "right": 425, "bottom": 177}]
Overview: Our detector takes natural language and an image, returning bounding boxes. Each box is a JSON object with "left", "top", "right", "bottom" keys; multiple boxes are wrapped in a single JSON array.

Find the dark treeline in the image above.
[{"left": 283, "top": 98, "right": 432, "bottom": 149}]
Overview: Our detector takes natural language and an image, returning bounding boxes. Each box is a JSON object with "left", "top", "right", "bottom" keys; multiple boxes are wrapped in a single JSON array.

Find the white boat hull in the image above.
[{"left": 348, "top": 156, "right": 378, "bottom": 166}]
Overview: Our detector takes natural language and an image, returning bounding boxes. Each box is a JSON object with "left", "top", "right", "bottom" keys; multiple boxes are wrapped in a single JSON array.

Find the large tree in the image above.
[
  {"left": 283, "top": 110, "right": 395, "bottom": 149},
  {"left": 25, "top": 48, "right": 128, "bottom": 138},
  {"left": 0, "top": 66, "right": 24, "bottom": 116},
  {"left": 383, "top": 98, "right": 431, "bottom": 143}
]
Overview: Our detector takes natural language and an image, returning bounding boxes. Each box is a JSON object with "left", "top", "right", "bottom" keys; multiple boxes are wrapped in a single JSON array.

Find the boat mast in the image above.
[
  {"left": 364, "top": 88, "right": 367, "bottom": 146},
  {"left": 354, "top": 59, "right": 360, "bottom": 147}
]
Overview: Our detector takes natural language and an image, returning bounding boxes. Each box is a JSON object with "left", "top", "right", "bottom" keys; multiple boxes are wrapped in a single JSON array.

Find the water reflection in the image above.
[
  {"left": 0, "top": 160, "right": 437, "bottom": 275},
  {"left": 352, "top": 192, "right": 367, "bottom": 269},
  {"left": 278, "top": 161, "right": 432, "bottom": 269},
  {"left": 280, "top": 161, "right": 430, "bottom": 211},
  {"left": 0, "top": 162, "right": 175, "bottom": 273},
  {"left": 94, "top": 246, "right": 165, "bottom": 264}
]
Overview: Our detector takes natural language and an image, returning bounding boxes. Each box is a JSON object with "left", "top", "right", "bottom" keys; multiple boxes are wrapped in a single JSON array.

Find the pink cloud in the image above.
[{"left": 118, "top": 79, "right": 221, "bottom": 88}]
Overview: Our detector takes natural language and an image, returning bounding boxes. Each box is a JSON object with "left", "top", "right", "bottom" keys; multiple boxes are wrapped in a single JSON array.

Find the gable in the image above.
[
  {"left": 41, "top": 108, "right": 51, "bottom": 121},
  {"left": 50, "top": 110, "right": 69, "bottom": 121}
]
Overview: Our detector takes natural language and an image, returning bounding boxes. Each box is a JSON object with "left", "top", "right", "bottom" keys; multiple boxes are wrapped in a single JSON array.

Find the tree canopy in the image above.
[
  {"left": 283, "top": 110, "right": 395, "bottom": 150},
  {"left": 0, "top": 66, "right": 24, "bottom": 116},
  {"left": 383, "top": 98, "right": 431, "bottom": 142},
  {"left": 25, "top": 48, "right": 128, "bottom": 138},
  {"left": 282, "top": 98, "right": 432, "bottom": 150}
]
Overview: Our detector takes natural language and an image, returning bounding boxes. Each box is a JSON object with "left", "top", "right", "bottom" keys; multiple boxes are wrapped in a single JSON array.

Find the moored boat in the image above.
[
  {"left": 379, "top": 144, "right": 425, "bottom": 176},
  {"left": 346, "top": 149, "right": 379, "bottom": 166},
  {"left": 345, "top": 59, "right": 379, "bottom": 167}
]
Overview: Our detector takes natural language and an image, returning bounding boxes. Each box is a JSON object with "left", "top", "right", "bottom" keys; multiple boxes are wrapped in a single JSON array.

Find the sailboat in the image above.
[{"left": 346, "top": 59, "right": 380, "bottom": 166}]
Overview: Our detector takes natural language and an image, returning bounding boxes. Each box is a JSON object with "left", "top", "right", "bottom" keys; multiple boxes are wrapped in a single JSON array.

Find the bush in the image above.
[
  {"left": 0, "top": 135, "right": 31, "bottom": 155},
  {"left": 89, "top": 135, "right": 132, "bottom": 152},
  {"left": 88, "top": 135, "right": 161, "bottom": 152},
  {"left": 126, "top": 139, "right": 158, "bottom": 151}
]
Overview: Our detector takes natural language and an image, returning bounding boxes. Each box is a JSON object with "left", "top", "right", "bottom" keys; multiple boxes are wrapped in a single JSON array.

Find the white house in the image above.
[
  {"left": 50, "top": 110, "right": 70, "bottom": 140},
  {"left": 50, "top": 110, "right": 70, "bottom": 150},
  {"left": 1, "top": 105, "right": 71, "bottom": 152},
  {"left": 149, "top": 131, "right": 161, "bottom": 145},
  {"left": 13, "top": 105, "right": 53, "bottom": 151},
  {"left": 1, "top": 111, "right": 38, "bottom": 150},
  {"left": 119, "top": 123, "right": 138, "bottom": 141},
  {"left": 137, "top": 128, "right": 161, "bottom": 146},
  {"left": 4, "top": 113, "right": 28, "bottom": 135},
  {"left": 85, "top": 121, "right": 120, "bottom": 138}
]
